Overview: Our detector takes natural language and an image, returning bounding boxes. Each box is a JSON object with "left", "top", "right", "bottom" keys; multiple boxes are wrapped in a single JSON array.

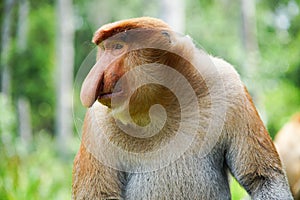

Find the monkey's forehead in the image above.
[{"left": 92, "top": 17, "right": 171, "bottom": 45}]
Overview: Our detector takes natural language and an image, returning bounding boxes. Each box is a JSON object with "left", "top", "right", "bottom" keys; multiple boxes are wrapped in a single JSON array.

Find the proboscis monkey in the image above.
[
  {"left": 275, "top": 113, "right": 300, "bottom": 199},
  {"left": 72, "top": 17, "right": 292, "bottom": 199}
]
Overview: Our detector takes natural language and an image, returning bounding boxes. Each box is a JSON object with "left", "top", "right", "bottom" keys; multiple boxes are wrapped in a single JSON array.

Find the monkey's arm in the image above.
[
  {"left": 225, "top": 89, "right": 293, "bottom": 199},
  {"left": 72, "top": 111, "right": 123, "bottom": 200}
]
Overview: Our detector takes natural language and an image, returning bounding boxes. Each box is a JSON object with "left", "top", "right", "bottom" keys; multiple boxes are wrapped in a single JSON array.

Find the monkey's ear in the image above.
[{"left": 161, "top": 31, "right": 172, "bottom": 43}]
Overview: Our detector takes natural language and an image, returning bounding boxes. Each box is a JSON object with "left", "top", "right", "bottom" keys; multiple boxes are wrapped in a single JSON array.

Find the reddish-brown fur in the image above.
[{"left": 92, "top": 17, "right": 171, "bottom": 45}]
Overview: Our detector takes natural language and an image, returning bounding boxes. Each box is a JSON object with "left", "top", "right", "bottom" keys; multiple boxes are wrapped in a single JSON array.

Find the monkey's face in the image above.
[{"left": 80, "top": 29, "right": 174, "bottom": 113}]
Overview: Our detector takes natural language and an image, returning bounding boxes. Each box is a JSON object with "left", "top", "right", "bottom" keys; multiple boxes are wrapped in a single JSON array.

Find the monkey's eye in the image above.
[
  {"left": 110, "top": 42, "right": 126, "bottom": 56},
  {"left": 113, "top": 43, "right": 124, "bottom": 50}
]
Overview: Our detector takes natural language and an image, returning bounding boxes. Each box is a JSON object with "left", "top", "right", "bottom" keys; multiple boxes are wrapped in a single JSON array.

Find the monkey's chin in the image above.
[{"left": 98, "top": 98, "right": 111, "bottom": 108}]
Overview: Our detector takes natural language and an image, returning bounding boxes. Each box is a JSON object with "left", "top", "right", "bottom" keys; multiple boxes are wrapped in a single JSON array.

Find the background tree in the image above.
[
  {"left": 1, "top": 0, "right": 15, "bottom": 96},
  {"left": 55, "top": 0, "right": 74, "bottom": 156}
]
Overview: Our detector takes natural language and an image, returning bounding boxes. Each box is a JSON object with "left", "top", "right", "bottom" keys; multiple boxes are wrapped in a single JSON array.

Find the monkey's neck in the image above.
[
  {"left": 107, "top": 104, "right": 181, "bottom": 153},
  {"left": 111, "top": 97, "right": 177, "bottom": 127}
]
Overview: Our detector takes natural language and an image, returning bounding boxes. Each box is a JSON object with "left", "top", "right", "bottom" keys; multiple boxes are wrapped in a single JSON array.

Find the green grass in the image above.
[{"left": 0, "top": 133, "right": 76, "bottom": 200}]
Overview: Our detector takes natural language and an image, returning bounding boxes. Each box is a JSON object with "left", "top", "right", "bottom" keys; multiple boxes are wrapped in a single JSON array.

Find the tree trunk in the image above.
[
  {"left": 16, "top": 0, "right": 29, "bottom": 51},
  {"left": 17, "top": 97, "right": 32, "bottom": 145},
  {"left": 160, "top": 0, "right": 185, "bottom": 33},
  {"left": 241, "top": 0, "right": 266, "bottom": 122},
  {"left": 16, "top": 0, "right": 32, "bottom": 145},
  {"left": 241, "top": 0, "right": 259, "bottom": 72},
  {"left": 55, "top": 0, "right": 75, "bottom": 156},
  {"left": 1, "top": 0, "right": 15, "bottom": 96}
]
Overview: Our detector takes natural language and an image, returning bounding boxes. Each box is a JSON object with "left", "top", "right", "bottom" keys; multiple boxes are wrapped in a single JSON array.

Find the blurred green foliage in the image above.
[
  {"left": 11, "top": 4, "right": 55, "bottom": 132},
  {"left": 1, "top": 0, "right": 300, "bottom": 199},
  {"left": 256, "top": 0, "right": 300, "bottom": 136},
  {"left": 0, "top": 134, "right": 73, "bottom": 200},
  {"left": 185, "top": 0, "right": 300, "bottom": 138},
  {"left": 230, "top": 178, "right": 247, "bottom": 200},
  {"left": 0, "top": 95, "right": 76, "bottom": 200}
]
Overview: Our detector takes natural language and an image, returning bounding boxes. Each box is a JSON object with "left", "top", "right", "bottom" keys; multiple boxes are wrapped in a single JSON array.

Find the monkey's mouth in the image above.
[
  {"left": 96, "top": 76, "right": 127, "bottom": 107},
  {"left": 97, "top": 90, "right": 125, "bottom": 107},
  {"left": 80, "top": 67, "right": 126, "bottom": 108},
  {"left": 98, "top": 90, "right": 124, "bottom": 100}
]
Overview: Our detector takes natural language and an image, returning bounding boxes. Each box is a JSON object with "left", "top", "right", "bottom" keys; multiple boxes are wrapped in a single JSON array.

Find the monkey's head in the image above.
[{"left": 80, "top": 17, "right": 193, "bottom": 125}]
